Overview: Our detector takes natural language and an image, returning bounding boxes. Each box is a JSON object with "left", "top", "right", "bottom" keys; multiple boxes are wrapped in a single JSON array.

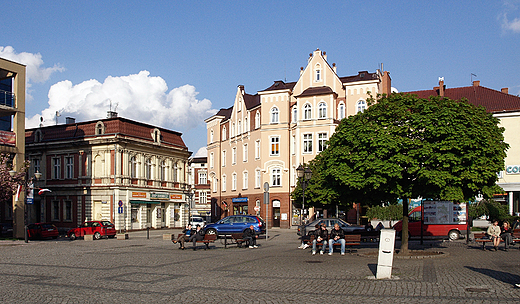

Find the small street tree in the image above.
[
  {"left": 0, "top": 153, "right": 28, "bottom": 207},
  {"left": 308, "top": 93, "right": 507, "bottom": 254}
]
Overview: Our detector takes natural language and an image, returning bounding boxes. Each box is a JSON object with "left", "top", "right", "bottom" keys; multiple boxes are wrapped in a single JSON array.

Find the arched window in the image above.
[
  {"left": 255, "top": 112, "right": 261, "bottom": 129},
  {"left": 173, "top": 162, "right": 178, "bottom": 182},
  {"left": 232, "top": 123, "right": 235, "bottom": 137},
  {"left": 292, "top": 107, "right": 297, "bottom": 123},
  {"left": 160, "top": 160, "right": 166, "bottom": 181},
  {"left": 222, "top": 126, "right": 227, "bottom": 141},
  {"left": 318, "top": 102, "right": 327, "bottom": 119},
  {"left": 356, "top": 100, "right": 367, "bottom": 113},
  {"left": 95, "top": 121, "right": 105, "bottom": 135},
  {"left": 238, "top": 120, "right": 242, "bottom": 134},
  {"left": 244, "top": 117, "right": 248, "bottom": 132},
  {"left": 270, "top": 107, "right": 279, "bottom": 123},
  {"left": 34, "top": 129, "right": 43, "bottom": 142},
  {"left": 315, "top": 63, "right": 322, "bottom": 82},
  {"left": 304, "top": 104, "right": 312, "bottom": 120},
  {"left": 152, "top": 128, "right": 161, "bottom": 143},
  {"left": 145, "top": 158, "right": 152, "bottom": 180},
  {"left": 210, "top": 130, "right": 214, "bottom": 143},
  {"left": 338, "top": 103, "right": 345, "bottom": 120}
]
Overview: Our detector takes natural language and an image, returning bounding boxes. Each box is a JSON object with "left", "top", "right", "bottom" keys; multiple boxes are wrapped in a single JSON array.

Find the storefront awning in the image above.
[{"left": 130, "top": 200, "right": 162, "bottom": 204}]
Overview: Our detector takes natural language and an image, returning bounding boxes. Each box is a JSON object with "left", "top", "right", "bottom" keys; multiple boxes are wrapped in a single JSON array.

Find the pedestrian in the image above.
[
  {"left": 375, "top": 222, "right": 384, "bottom": 231},
  {"left": 172, "top": 224, "right": 192, "bottom": 250},
  {"left": 189, "top": 225, "right": 205, "bottom": 250},
  {"left": 328, "top": 223, "right": 346, "bottom": 255},
  {"left": 486, "top": 220, "right": 501, "bottom": 251},
  {"left": 501, "top": 221, "right": 513, "bottom": 251},
  {"left": 243, "top": 225, "right": 258, "bottom": 248},
  {"left": 312, "top": 223, "right": 328, "bottom": 255},
  {"left": 298, "top": 224, "right": 319, "bottom": 249}
]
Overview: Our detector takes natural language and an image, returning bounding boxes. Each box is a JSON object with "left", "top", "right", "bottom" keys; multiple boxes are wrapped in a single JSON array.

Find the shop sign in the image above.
[
  {"left": 132, "top": 192, "right": 147, "bottom": 198},
  {"left": 272, "top": 200, "right": 280, "bottom": 208},
  {"left": 506, "top": 165, "right": 520, "bottom": 174},
  {"left": 150, "top": 192, "right": 169, "bottom": 200},
  {"left": 232, "top": 197, "right": 248, "bottom": 203},
  {"left": 170, "top": 194, "right": 183, "bottom": 200}
]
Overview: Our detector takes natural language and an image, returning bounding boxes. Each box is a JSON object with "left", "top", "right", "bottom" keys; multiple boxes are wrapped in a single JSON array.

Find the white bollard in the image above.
[{"left": 376, "top": 229, "right": 396, "bottom": 279}]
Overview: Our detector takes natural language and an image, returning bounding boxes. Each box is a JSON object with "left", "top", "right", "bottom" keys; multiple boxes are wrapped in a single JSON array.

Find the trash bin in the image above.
[{"left": 376, "top": 229, "right": 395, "bottom": 279}]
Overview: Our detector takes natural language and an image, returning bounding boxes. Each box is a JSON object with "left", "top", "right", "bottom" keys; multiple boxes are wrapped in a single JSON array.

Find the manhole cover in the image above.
[
  {"left": 305, "top": 261, "right": 323, "bottom": 264},
  {"left": 465, "top": 287, "right": 489, "bottom": 293}
]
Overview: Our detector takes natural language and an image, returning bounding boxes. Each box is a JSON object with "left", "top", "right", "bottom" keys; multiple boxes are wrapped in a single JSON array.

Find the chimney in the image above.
[
  {"left": 107, "top": 111, "right": 118, "bottom": 118},
  {"left": 439, "top": 78, "right": 445, "bottom": 97},
  {"left": 332, "top": 63, "right": 337, "bottom": 73},
  {"left": 473, "top": 80, "right": 480, "bottom": 87},
  {"left": 502, "top": 88, "right": 509, "bottom": 94},
  {"left": 381, "top": 71, "right": 391, "bottom": 95},
  {"left": 65, "top": 117, "right": 75, "bottom": 124}
]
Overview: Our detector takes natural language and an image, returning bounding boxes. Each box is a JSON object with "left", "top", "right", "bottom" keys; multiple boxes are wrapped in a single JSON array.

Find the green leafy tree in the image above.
[
  {"left": 309, "top": 93, "right": 507, "bottom": 254},
  {"left": 469, "top": 199, "right": 510, "bottom": 222},
  {"left": 366, "top": 204, "right": 403, "bottom": 226}
]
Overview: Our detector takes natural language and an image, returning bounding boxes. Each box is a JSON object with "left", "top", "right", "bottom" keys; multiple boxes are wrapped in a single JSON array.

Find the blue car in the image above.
[{"left": 204, "top": 215, "right": 265, "bottom": 236}]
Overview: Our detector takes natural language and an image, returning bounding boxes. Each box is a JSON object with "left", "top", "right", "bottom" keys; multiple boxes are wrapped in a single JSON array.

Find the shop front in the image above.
[{"left": 232, "top": 197, "right": 249, "bottom": 215}]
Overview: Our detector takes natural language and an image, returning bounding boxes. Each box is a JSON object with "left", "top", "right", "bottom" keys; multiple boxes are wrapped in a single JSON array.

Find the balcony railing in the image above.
[{"left": 0, "top": 90, "right": 15, "bottom": 107}]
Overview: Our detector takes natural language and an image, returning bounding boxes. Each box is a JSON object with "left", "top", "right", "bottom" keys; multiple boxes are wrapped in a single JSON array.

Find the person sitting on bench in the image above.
[
  {"left": 487, "top": 220, "right": 501, "bottom": 251},
  {"left": 312, "top": 223, "right": 328, "bottom": 255},
  {"left": 173, "top": 224, "right": 193, "bottom": 250},
  {"left": 243, "top": 225, "right": 258, "bottom": 248},
  {"left": 328, "top": 223, "right": 346, "bottom": 255},
  {"left": 189, "top": 225, "right": 205, "bottom": 251}
]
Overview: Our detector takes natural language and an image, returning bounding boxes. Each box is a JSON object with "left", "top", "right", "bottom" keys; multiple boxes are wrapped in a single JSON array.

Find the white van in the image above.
[{"left": 190, "top": 216, "right": 206, "bottom": 228}]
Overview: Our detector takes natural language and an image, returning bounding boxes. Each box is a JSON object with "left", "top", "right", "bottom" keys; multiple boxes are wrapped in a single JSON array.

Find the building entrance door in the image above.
[
  {"left": 273, "top": 207, "right": 280, "bottom": 227},
  {"left": 146, "top": 205, "right": 152, "bottom": 228}
]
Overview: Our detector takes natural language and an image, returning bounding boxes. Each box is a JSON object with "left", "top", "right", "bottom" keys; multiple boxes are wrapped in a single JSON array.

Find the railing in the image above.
[{"left": 0, "top": 90, "right": 15, "bottom": 107}]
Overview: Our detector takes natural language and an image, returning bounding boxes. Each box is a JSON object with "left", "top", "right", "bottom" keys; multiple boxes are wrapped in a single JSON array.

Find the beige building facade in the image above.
[{"left": 206, "top": 49, "right": 392, "bottom": 228}]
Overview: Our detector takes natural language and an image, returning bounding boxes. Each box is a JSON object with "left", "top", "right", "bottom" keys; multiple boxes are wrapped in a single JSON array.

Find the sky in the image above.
[{"left": 2, "top": 1, "right": 520, "bottom": 157}]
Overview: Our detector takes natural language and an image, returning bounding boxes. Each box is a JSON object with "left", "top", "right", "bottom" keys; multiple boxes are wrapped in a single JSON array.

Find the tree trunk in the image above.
[{"left": 400, "top": 198, "right": 410, "bottom": 255}]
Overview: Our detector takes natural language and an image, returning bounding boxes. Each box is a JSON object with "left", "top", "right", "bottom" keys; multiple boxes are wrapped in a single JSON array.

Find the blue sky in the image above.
[{"left": 2, "top": 1, "right": 520, "bottom": 156}]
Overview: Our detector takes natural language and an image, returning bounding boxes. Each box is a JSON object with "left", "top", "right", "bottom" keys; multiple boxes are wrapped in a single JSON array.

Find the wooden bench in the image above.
[
  {"left": 512, "top": 229, "right": 520, "bottom": 247},
  {"left": 473, "top": 232, "right": 497, "bottom": 250},
  {"left": 173, "top": 233, "right": 217, "bottom": 250},
  {"left": 231, "top": 233, "right": 247, "bottom": 248},
  {"left": 308, "top": 234, "right": 361, "bottom": 253}
]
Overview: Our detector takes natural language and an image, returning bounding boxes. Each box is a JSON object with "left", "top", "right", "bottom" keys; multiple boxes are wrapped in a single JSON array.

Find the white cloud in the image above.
[
  {"left": 0, "top": 46, "right": 64, "bottom": 100},
  {"left": 25, "top": 71, "right": 217, "bottom": 132},
  {"left": 502, "top": 13, "right": 520, "bottom": 32}
]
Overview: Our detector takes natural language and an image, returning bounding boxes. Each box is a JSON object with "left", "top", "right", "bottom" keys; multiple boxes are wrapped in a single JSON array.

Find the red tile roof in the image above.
[{"left": 405, "top": 85, "right": 520, "bottom": 113}]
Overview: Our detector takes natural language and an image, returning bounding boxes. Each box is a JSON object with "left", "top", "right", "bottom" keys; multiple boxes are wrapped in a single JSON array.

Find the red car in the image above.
[
  {"left": 67, "top": 221, "right": 117, "bottom": 240},
  {"left": 27, "top": 223, "right": 59, "bottom": 239}
]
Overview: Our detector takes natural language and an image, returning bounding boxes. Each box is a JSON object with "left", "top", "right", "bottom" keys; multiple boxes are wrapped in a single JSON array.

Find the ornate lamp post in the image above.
[
  {"left": 183, "top": 186, "right": 194, "bottom": 227},
  {"left": 296, "top": 164, "right": 312, "bottom": 225},
  {"left": 9, "top": 170, "right": 42, "bottom": 243}
]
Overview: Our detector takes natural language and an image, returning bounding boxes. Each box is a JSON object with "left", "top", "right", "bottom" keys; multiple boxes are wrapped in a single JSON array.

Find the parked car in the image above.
[
  {"left": 297, "top": 218, "right": 365, "bottom": 236},
  {"left": 67, "top": 221, "right": 117, "bottom": 240},
  {"left": 0, "top": 222, "right": 13, "bottom": 237},
  {"left": 190, "top": 216, "right": 206, "bottom": 228},
  {"left": 27, "top": 223, "right": 59, "bottom": 239},
  {"left": 204, "top": 215, "right": 265, "bottom": 236}
]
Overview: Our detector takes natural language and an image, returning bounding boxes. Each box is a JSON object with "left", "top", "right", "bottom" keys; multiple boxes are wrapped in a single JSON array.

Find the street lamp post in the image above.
[
  {"left": 296, "top": 164, "right": 312, "bottom": 225},
  {"left": 10, "top": 170, "right": 42, "bottom": 243},
  {"left": 183, "top": 186, "right": 194, "bottom": 227}
]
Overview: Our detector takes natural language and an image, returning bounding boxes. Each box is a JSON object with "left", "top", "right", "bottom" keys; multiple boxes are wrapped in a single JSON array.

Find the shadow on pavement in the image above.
[{"left": 465, "top": 266, "right": 520, "bottom": 286}]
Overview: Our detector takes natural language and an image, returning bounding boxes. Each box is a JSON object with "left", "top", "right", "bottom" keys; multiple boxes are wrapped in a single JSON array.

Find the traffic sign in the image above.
[
  {"left": 254, "top": 205, "right": 260, "bottom": 212},
  {"left": 118, "top": 200, "right": 123, "bottom": 207},
  {"left": 118, "top": 206, "right": 123, "bottom": 214}
]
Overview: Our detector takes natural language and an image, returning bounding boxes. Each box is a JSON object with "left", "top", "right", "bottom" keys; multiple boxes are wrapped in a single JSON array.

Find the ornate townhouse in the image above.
[
  {"left": 187, "top": 151, "right": 212, "bottom": 222},
  {"left": 0, "top": 58, "right": 26, "bottom": 238},
  {"left": 25, "top": 114, "right": 192, "bottom": 232},
  {"left": 205, "top": 49, "right": 392, "bottom": 228},
  {"left": 406, "top": 79, "right": 520, "bottom": 216}
]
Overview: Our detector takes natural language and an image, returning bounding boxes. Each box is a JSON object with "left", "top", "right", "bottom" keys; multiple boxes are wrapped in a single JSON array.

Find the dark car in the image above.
[
  {"left": 67, "top": 221, "right": 117, "bottom": 240},
  {"left": 0, "top": 222, "right": 13, "bottom": 237},
  {"left": 204, "top": 215, "right": 265, "bottom": 236},
  {"left": 27, "top": 223, "right": 59, "bottom": 239},
  {"left": 297, "top": 218, "right": 365, "bottom": 236}
]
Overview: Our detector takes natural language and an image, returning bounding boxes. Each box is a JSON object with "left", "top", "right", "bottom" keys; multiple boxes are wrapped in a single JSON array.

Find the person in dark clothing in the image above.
[
  {"left": 312, "top": 223, "right": 328, "bottom": 255},
  {"left": 189, "top": 225, "right": 205, "bottom": 250},
  {"left": 328, "top": 223, "right": 346, "bottom": 255},
  {"left": 173, "top": 224, "right": 192, "bottom": 250},
  {"left": 243, "top": 225, "right": 258, "bottom": 248},
  {"left": 501, "top": 221, "right": 513, "bottom": 251}
]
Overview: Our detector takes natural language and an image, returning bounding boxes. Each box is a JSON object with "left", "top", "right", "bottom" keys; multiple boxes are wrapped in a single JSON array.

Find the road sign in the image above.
[
  {"left": 118, "top": 206, "right": 123, "bottom": 214},
  {"left": 254, "top": 205, "right": 260, "bottom": 212},
  {"left": 118, "top": 200, "right": 123, "bottom": 207}
]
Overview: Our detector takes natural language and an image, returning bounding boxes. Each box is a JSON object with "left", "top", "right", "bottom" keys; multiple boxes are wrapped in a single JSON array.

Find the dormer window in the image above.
[
  {"left": 152, "top": 128, "right": 161, "bottom": 143},
  {"left": 34, "top": 129, "right": 43, "bottom": 143},
  {"left": 95, "top": 121, "right": 105, "bottom": 135}
]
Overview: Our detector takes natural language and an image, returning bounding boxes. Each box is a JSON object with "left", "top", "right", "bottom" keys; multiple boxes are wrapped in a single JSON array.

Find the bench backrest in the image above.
[
  {"left": 231, "top": 233, "right": 243, "bottom": 239},
  {"left": 345, "top": 234, "right": 361, "bottom": 242},
  {"left": 473, "top": 232, "right": 486, "bottom": 238},
  {"left": 204, "top": 234, "right": 217, "bottom": 241}
]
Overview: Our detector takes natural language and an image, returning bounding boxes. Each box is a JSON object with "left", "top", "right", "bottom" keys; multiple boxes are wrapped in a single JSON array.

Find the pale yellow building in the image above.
[
  {"left": 206, "top": 49, "right": 392, "bottom": 228},
  {"left": 0, "top": 58, "right": 26, "bottom": 238}
]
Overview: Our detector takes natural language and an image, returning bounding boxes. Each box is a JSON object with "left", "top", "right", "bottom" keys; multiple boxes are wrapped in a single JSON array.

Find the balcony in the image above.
[{"left": 0, "top": 90, "right": 14, "bottom": 107}]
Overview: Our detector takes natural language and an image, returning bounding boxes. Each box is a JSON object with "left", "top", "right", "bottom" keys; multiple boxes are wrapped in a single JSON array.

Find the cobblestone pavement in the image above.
[{"left": 1, "top": 229, "right": 519, "bottom": 303}]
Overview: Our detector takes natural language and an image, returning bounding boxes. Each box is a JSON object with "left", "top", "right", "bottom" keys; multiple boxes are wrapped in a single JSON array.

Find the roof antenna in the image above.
[{"left": 471, "top": 73, "right": 477, "bottom": 84}]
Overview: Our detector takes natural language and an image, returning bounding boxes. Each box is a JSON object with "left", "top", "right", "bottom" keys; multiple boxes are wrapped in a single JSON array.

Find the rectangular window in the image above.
[
  {"left": 213, "top": 177, "right": 217, "bottom": 192},
  {"left": 255, "top": 140, "right": 260, "bottom": 159},
  {"left": 270, "top": 137, "right": 280, "bottom": 156},
  {"left": 199, "top": 172, "right": 207, "bottom": 184},
  {"left": 52, "top": 200, "right": 60, "bottom": 221},
  {"left": 33, "top": 158, "right": 41, "bottom": 175},
  {"left": 232, "top": 174, "right": 237, "bottom": 191},
  {"left": 210, "top": 152, "right": 214, "bottom": 169},
  {"left": 271, "top": 168, "right": 281, "bottom": 186},
  {"left": 243, "top": 144, "right": 248, "bottom": 162},
  {"left": 291, "top": 135, "right": 296, "bottom": 155},
  {"left": 53, "top": 157, "right": 61, "bottom": 179},
  {"left": 232, "top": 147, "right": 237, "bottom": 165},
  {"left": 243, "top": 172, "right": 248, "bottom": 189},
  {"left": 64, "top": 201, "right": 72, "bottom": 221},
  {"left": 303, "top": 134, "right": 313, "bottom": 153},
  {"left": 318, "top": 133, "right": 328, "bottom": 152},
  {"left": 199, "top": 192, "right": 207, "bottom": 205},
  {"left": 255, "top": 170, "right": 261, "bottom": 188},
  {"left": 222, "top": 176, "right": 227, "bottom": 192},
  {"left": 173, "top": 163, "right": 178, "bottom": 182},
  {"left": 66, "top": 156, "right": 74, "bottom": 179},
  {"left": 222, "top": 150, "right": 226, "bottom": 167}
]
